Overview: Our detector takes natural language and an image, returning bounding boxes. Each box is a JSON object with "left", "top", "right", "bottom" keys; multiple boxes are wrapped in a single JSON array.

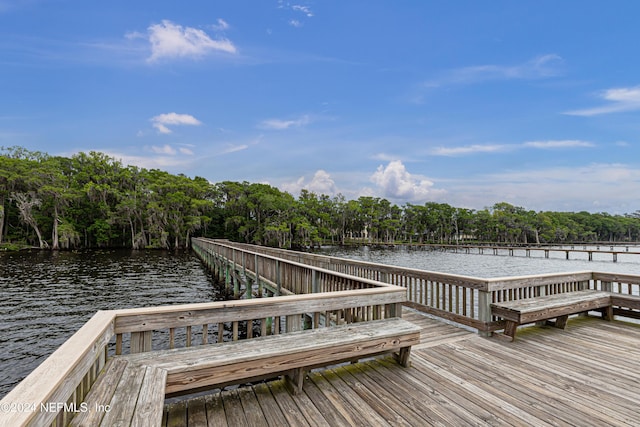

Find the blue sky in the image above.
[{"left": 2, "top": 1, "right": 640, "bottom": 214}]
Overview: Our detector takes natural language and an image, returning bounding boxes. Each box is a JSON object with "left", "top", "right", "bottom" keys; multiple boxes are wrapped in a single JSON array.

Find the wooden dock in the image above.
[
  {"left": 163, "top": 310, "right": 640, "bottom": 426},
  {"left": 4, "top": 239, "right": 640, "bottom": 426}
]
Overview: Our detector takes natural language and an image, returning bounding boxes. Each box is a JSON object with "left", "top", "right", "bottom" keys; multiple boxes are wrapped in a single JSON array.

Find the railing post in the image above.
[
  {"left": 276, "top": 260, "right": 281, "bottom": 296},
  {"left": 312, "top": 270, "right": 319, "bottom": 293},
  {"left": 478, "top": 289, "right": 492, "bottom": 337},
  {"left": 286, "top": 315, "right": 301, "bottom": 332}
]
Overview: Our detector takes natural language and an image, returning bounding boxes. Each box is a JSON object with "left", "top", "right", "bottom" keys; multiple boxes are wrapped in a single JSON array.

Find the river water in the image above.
[
  {"left": 0, "top": 249, "right": 221, "bottom": 399},
  {"left": 2, "top": 245, "right": 640, "bottom": 399}
]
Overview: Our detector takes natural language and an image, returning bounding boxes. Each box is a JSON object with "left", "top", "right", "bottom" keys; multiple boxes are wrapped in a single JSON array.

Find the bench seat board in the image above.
[
  {"left": 122, "top": 318, "right": 421, "bottom": 395},
  {"left": 491, "top": 290, "right": 612, "bottom": 324}
]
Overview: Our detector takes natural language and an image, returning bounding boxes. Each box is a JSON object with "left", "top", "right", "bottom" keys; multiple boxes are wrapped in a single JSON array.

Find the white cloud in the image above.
[
  {"left": 289, "top": 20, "right": 303, "bottom": 28},
  {"left": 150, "top": 112, "right": 202, "bottom": 134},
  {"left": 431, "top": 144, "right": 510, "bottom": 156},
  {"left": 211, "top": 18, "right": 230, "bottom": 31},
  {"left": 431, "top": 140, "right": 595, "bottom": 156},
  {"left": 146, "top": 20, "right": 236, "bottom": 62},
  {"left": 424, "top": 54, "right": 563, "bottom": 88},
  {"left": 259, "top": 115, "right": 311, "bottom": 130},
  {"left": 523, "top": 140, "right": 595, "bottom": 149},
  {"left": 151, "top": 144, "right": 177, "bottom": 155},
  {"left": 221, "top": 144, "right": 248, "bottom": 154},
  {"left": 370, "top": 160, "right": 439, "bottom": 202},
  {"left": 292, "top": 5, "right": 314, "bottom": 17},
  {"left": 564, "top": 86, "right": 640, "bottom": 116},
  {"left": 282, "top": 170, "right": 338, "bottom": 196}
]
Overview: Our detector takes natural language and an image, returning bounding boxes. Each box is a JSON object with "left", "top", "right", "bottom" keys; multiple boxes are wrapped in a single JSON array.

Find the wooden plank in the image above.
[
  {"left": 307, "top": 372, "right": 366, "bottom": 427},
  {"left": 130, "top": 366, "right": 167, "bottom": 427},
  {"left": 338, "top": 363, "right": 426, "bottom": 427},
  {"left": 268, "top": 380, "right": 311, "bottom": 426},
  {"left": 185, "top": 396, "right": 208, "bottom": 427},
  {"left": 69, "top": 358, "right": 127, "bottom": 427},
  {"left": 99, "top": 364, "right": 147, "bottom": 426},
  {"left": 296, "top": 377, "right": 351, "bottom": 427},
  {"left": 204, "top": 392, "right": 228, "bottom": 427},
  {"left": 165, "top": 400, "right": 187, "bottom": 427},
  {"left": 252, "top": 383, "right": 289, "bottom": 427},
  {"left": 467, "top": 332, "right": 639, "bottom": 424},
  {"left": 365, "top": 358, "right": 493, "bottom": 426},
  {"left": 425, "top": 344, "right": 582, "bottom": 426},
  {"left": 324, "top": 367, "right": 411, "bottom": 426},
  {"left": 236, "top": 387, "right": 269, "bottom": 427},
  {"left": 221, "top": 389, "right": 249, "bottom": 426}
]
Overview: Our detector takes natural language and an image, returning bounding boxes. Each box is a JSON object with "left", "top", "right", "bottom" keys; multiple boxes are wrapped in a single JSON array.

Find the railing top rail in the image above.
[
  {"left": 591, "top": 271, "right": 640, "bottom": 284},
  {"left": 195, "top": 238, "right": 404, "bottom": 290},
  {"left": 197, "top": 238, "right": 492, "bottom": 290},
  {"left": 112, "top": 288, "right": 407, "bottom": 332},
  {"left": 485, "top": 271, "right": 595, "bottom": 292}
]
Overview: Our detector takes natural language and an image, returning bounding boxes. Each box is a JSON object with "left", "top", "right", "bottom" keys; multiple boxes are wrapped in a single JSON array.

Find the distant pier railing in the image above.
[{"left": 203, "top": 239, "right": 640, "bottom": 333}]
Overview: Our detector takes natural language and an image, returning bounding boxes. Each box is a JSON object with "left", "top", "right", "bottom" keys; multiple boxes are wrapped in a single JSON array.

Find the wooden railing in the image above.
[
  {"left": 0, "top": 242, "right": 405, "bottom": 426},
  {"left": 201, "top": 239, "right": 640, "bottom": 333},
  {"left": 4, "top": 238, "right": 640, "bottom": 426}
]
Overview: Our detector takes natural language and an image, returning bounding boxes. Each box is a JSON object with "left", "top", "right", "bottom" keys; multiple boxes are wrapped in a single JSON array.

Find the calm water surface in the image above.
[
  {"left": 0, "top": 249, "right": 220, "bottom": 399},
  {"left": 2, "top": 245, "right": 640, "bottom": 399},
  {"left": 321, "top": 245, "right": 640, "bottom": 277}
]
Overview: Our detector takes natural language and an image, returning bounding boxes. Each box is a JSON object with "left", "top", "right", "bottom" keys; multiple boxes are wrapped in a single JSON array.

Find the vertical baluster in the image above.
[{"left": 218, "top": 322, "right": 224, "bottom": 343}]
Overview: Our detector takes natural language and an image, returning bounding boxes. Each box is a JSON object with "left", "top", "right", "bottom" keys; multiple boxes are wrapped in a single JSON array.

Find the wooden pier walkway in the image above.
[{"left": 162, "top": 310, "right": 640, "bottom": 426}]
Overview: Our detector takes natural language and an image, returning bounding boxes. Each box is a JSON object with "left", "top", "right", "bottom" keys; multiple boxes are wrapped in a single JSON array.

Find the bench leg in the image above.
[
  {"left": 554, "top": 315, "right": 569, "bottom": 329},
  {"left": 285, "top": 368, "right": 306, "bottom": 394},
  {"left": 602, "top": 306, "right": 613, "bottom": 321},
  {"left": 393, "top": 346, "right": 412, "bottom": 367},
  {"left": 504, "top": 321, "right": 518, "bottom": 342}
]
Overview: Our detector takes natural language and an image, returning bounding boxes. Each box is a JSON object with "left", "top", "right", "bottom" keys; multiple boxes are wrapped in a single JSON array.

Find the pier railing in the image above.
[
  {"left": 0, "top": 243, "right": 405, "bottom": 427},
  {"left": 200, "top": 239, "right": 640, "bottom": 333}
]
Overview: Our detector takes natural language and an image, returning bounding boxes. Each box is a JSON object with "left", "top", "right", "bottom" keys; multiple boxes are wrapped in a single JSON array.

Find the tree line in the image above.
[{"left": 2, "top": 147, "right": 640, "bottom": 250}]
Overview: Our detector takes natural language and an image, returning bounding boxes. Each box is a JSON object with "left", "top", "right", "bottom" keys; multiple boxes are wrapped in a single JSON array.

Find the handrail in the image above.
[{"left": 201, "top": 239, "right": 640, "bottom": 332}]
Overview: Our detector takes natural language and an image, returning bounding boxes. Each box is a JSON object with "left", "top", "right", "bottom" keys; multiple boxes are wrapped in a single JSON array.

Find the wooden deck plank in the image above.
[
  {"left": 163, "top": 312, "right": 640, "bottom": 427},
  {"left": 456, "top": 330, "right": 638, "bottom": 425},
  {"left": 203, "top": 393, "right": 227, "bottom": 427},
  {"left": 267, "top": 380, "right": 311, "bottom": 427},
  {"left": 298, "top": 375, "right": 352, "bottom": 426},
  {"left": 361, "top": 359, "right": 477, "bottom": 426},
  {"left": 221, "top": 389, "right": 249, "bottom": 427},
  {"left": 333, "top": 364, "right": 415, "bottom": 427},
  {"left": 425, "top": 345, "right": 576, "bottom": 426},
  {"left": 165, "top": 400, "right": 187, "bottom": 427},
  {"left": 252, "top": 383, "right": 289, "bottom": 427},
  {"left": 317, "top": 368, "right": 392, "bottom": 427},
  {"left": 185, "top": 396, "right": 208, "bottom": 427},
  {"left": 307, "top": 371, "right": 370, "bottom": 427},
  {"left": 236, "top": 387, "right": 269, "bottom": 427}
]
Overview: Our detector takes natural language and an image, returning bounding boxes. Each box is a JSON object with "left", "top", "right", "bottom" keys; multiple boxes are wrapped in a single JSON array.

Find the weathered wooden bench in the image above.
[
  {"left": 491, "top": 290, "right": 613, "bottom": 341},
  {"left": 71, "top": 317, "right": 421, "bottom": 426}
]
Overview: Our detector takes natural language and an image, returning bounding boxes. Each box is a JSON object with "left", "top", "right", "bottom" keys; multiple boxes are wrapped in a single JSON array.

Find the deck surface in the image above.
[{"left": 162, "top": 310, "right": 640, "bottom": 426}]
